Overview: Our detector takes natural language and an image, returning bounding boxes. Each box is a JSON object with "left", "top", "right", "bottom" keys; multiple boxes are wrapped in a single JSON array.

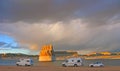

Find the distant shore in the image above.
[
  {"left": 84, "top": 55, "right": 120, "bottom": 59},
  {"left": 56, "top": 55, "right": 120, "bottom": 60},
  {"left": 1, "top": 53, "right": 120, "bottom": 60}
]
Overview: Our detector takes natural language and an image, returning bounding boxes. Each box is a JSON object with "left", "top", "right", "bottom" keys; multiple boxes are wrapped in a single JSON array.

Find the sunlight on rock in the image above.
[{"left": 39, "top": 44, "right": 55, "bottom": 61}]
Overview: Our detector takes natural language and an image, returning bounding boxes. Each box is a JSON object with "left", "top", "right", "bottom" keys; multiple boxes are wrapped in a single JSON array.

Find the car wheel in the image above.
[
  {"left": 16, "top": 64, "right": 19, "bottom": 66},
  {"left": 74, "top": 64, "right": 78, "bottom": 67},
  {"left": 25, "top": 64, "right": 28, "bottom": 66},
  {"left": 90, "top": 65, "right": 93, "bottom": 67},
  {"left": 100, "top": 65, "right": 103, "bottom": 67},
  {"left": 62, "top": 64, "right": 66, "bottom": 67}
]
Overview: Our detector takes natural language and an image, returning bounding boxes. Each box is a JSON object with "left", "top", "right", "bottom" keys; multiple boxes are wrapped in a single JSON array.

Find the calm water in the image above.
[
  {"left": 0, "top": 59, "right": 120, "bottom": 66},
  {"left": 0, "top": 59, "right": 17, "bottom": 66}
]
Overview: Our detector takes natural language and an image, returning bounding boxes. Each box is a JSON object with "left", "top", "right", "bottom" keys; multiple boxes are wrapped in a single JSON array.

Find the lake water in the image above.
[
  {"left": 0, "top": 59, "right": 120, "bottom": 66},
  {"left": 0, "top": 59, "right": 17, "bottom": 66}
]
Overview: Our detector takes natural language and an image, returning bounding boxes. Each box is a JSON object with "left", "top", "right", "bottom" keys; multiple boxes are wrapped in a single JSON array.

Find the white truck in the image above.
[
  {"left": 16, "top": 58, "right": 33, "bottom": 66},
  {"left": 62, "top": 58, "right": 83, "bottom": 67}
]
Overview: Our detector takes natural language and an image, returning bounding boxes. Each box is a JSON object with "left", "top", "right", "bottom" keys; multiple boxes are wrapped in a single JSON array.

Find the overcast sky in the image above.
[{"left": 0, "top": 0, "right": 120, "bottom": 54}]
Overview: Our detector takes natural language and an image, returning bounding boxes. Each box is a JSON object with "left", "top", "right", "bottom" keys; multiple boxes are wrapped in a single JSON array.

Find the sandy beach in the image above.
[{"left": 0, "top": 65, "right": 120, "bottom": 71}]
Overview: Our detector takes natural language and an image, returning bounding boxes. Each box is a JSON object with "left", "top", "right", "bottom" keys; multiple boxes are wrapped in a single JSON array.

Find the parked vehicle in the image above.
[
  {"left": 62, "top": 58, "right": 83, "bottom": 67},
  {"left": 16, "top": 58, "right": 33, "bottom": 66},
  {"left": 89, "top": 62, "right": 104, "bottom": 67}
]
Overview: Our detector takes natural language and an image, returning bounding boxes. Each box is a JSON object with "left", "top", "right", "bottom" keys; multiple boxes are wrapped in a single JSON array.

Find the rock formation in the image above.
[{"left": 39, "top": 44, "right": 55, "bottom": 61}]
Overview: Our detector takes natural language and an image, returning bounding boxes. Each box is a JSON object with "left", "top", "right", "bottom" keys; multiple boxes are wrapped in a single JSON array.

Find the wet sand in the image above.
[{"left": 0, "top": 65, "right": 120, "bottom": 71}]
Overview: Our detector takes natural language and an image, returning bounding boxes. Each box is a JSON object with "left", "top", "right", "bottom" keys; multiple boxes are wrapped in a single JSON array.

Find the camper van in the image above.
[
  {"left": 62, "top": 58, "right": 83, "bottom": 67},
  {"left": 16, "top": 59, "right": 33, "bottom": 66}
]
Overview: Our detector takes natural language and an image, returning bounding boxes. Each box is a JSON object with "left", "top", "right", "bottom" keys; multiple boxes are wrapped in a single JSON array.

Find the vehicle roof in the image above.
[
  {"left": 67, "top": 58, "right": 82, "bottom": 60},
  {"left": 19, "top": 58, "right": 32, "bottom": 60}
]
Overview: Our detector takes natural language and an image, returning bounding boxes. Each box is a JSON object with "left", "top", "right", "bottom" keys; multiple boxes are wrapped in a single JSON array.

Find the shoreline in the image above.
[{"left": 0, "top": 65, "right": 120, "bottom": 71}]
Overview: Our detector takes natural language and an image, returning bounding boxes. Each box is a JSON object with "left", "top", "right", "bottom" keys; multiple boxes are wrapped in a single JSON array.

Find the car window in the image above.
[
  {"left": 77, "top": 60, "right": 80, "bottom": 62},
  {"left": 27, "top": 60, "right": 30, "bottom": 62},
  {"left": 65, "top": 60, "right": 68, "bottom": 62}
]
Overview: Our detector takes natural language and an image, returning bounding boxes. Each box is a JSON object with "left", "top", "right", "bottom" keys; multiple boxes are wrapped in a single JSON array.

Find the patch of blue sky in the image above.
[
  {"left": 0, "top": 48, "right": 39, "bottom": 55},
  {"left": 0, "top": 34, "right": 18, "bottom": 48},
  {"left": 0, "top": 48, "right": 30, "bottom": 54}
]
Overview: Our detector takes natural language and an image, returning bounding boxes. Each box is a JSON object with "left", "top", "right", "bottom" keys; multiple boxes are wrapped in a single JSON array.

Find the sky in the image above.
[{"left": 0, "top": 0, "right": 120, "bottom": 55}]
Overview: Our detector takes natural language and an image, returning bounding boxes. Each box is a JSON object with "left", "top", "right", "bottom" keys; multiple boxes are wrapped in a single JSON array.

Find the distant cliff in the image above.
[{"left": 54, "top": 51, "right": 77, "bottom": 57}]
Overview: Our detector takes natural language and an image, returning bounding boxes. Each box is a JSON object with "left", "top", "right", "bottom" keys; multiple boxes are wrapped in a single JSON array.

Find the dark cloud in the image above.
[
  {"left": 0, "top": 0, "right": 120, "bottom": 29},
  {"left": 73, "top": 0, "right": 120, "bottom": 28},
  {"left": 0, "top": 19, "right": 120, "bottom": 54},
  {"left": 0, "top": 0, "right": 120, "bottom": 54}
]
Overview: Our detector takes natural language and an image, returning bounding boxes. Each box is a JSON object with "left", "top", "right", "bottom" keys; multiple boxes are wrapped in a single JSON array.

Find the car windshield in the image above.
[
  {"left": 17, "top": 60, "right": 20, "bottom": 62},
  {"left": 65, "top": 60, "right": 68, "bottom": 62}
]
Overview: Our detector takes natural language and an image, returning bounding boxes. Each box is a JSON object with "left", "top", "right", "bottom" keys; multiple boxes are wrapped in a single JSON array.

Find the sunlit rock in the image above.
[{"left": 39, "top": 44, "right": 55, "bottom": 61}]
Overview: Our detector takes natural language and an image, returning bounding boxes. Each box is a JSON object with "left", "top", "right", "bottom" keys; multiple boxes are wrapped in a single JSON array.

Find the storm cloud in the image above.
[
  {"left": 0, "top": 0, "right": 120, "bottom": 54},
  {"left": 1, "top": 0, "right": 120, "bottom": 25},
  {"left": 0, "top": 20, "right": 120, "bottom": 54}
]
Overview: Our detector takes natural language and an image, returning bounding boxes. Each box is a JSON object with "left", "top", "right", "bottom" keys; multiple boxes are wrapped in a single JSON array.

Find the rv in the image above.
[
  {"left": 16, "top": 58, "right": 33, "bottom": 66},
  {"left": 62, "top": 58, "right": 83, "bottom": 67}
]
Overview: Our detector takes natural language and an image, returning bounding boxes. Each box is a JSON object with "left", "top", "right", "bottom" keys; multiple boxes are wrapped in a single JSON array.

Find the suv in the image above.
[
  {"left": 62, "top": 58, "right": 83, "bottom": 67},
  {"left": 89, "top": 62, "right": 104, "bottom": 67}
]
